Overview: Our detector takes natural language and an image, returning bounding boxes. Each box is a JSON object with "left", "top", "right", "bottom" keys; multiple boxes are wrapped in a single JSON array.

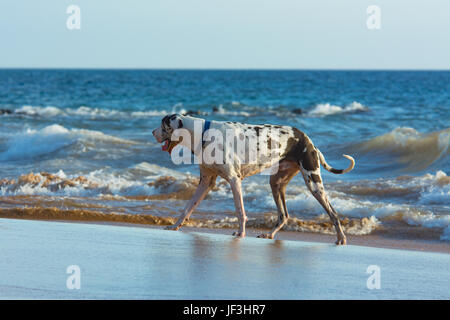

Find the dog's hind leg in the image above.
[
  {"left": 229, "top": 176, "right": 248, "bottom": 238},
  {"left": 300, "top": 169, "right": 347, "bottom": 245},
  {"left": 165, "top": 174, "right": 217, "bottom": 231},
  {"left": 258, "top": 160, "right": 299, "bottom": 239}
]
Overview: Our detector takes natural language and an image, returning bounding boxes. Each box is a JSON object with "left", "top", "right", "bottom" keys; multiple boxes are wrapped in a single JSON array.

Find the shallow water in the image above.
[{"left": 0, "top": 70, "right": 449, "bottom": 241}]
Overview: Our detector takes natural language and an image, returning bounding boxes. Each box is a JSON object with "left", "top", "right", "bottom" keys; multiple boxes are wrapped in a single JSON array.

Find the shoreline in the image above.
[{"left": 1, "top": 214, "right": 448, "bottom": 254}]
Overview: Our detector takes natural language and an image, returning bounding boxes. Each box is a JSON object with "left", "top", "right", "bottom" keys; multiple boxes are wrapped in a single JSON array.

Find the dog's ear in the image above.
[
  {"left": 169, "top": 114, "right": 183, "bottom": 130},
  {"left": 162, "top": 115, "right": 170, "bottom": 127}
]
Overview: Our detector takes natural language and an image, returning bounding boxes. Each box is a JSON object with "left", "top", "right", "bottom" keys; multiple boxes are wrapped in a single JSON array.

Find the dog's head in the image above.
[{"left": 152, "top": 114, "right": 184, "bottom": 153}]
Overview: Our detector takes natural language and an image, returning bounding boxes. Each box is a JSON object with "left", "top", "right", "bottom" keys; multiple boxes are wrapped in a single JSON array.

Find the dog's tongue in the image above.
[{"left": 162, "top": 140, "right": 169, "bottom": 151}]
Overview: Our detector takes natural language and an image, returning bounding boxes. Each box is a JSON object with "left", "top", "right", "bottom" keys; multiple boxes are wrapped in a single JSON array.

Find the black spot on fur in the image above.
[
  {"left": 267, "top": 138, "right": 272, "bottom": 150},
  {"left": 301, "top": 148, "right": 319, "bottom": 171},
  {"left": 282, "top": 128, "right": 319, "bottom": 172},
  {"left": 310, "top": 174, "right": 321, "bottom": 183}
]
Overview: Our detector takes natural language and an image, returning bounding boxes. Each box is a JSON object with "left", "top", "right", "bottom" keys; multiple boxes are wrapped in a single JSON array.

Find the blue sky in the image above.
[{"left": 1, "top": 0, "right": 449, "bottom": 69}]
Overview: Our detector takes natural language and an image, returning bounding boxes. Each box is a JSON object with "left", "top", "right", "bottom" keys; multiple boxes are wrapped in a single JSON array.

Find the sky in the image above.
[{"left": 1, "top": 0, "right": 449, "bottom": 69}]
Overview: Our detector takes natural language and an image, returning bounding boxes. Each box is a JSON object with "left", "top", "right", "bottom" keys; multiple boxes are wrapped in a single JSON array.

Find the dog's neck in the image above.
[
  {"left": 178, "top": 115, "right": 208, "bottom": 154},
  {"left": 180, "top": 115, "right": 204, "bottom": 133}
]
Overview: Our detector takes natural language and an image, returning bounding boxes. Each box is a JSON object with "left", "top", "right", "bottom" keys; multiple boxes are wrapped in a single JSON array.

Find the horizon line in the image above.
[{"left": 1, "top": 67, "right": 450, "bottom": 72}]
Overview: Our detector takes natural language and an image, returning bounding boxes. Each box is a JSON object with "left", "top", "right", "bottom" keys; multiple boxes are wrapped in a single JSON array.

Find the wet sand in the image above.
[
  {"left": 0, "top": 208, "right": 448, "bottom": 254},
  {"left": 0, "top": 218, "right": 449, "bottom": 299},
  {"left": 69, "top": 221, "right": 450, "bottom": 254}
]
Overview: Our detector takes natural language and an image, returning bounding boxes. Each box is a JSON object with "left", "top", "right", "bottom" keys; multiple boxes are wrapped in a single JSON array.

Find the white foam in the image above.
[
  {"left": 251, "top": 180, "right": 449, "bottom": 240},
  {"left": 419, "top": 184, "right": 450, "bottom": 205},
  {"left": 0, "top": 169, "right": 155, "bottom": 198},
  {"left": 345, "top": 216, "right": 380, "bottom": 235},
  {"left": 130, "top": 110, "right": 174, "bottom": 117},
  {"left": 214, "top": 104, "right": 251, "bottom": 117},
  {"left": 70, "top": 106, "right": 121, "bottom": 118},
  {"left": 13, "top": 104, "right": 186, "bottom": 119},
  {"left": 308, "top": 101, "right": 368, "bottom": 117},
  {"left": 398, "top": 171, "right": 450, "bottom": 205},
  {"left": 131, "top": 162, "right": 189, "bottom": 180},
  {"left": 16, "top": 105, "right": 64, "bottom": 117}
]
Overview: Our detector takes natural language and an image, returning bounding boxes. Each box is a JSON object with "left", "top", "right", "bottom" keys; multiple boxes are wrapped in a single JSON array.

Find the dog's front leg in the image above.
[
  {"left": 229, "top": 177, "right": 248, "bottom": 237},
  {"left": 165, "top": 175, "right": 216, "bottom": 231}
]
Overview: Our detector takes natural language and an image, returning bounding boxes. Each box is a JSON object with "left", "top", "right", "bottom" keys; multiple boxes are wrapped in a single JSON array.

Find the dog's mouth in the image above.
[{"left": 161, "top": 139, "right": 180, "bottom": 154}]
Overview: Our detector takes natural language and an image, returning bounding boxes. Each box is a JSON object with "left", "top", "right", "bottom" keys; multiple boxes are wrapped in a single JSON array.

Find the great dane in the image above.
[{"left": 152, "top": 114, "right": 355, "bottom": 245}]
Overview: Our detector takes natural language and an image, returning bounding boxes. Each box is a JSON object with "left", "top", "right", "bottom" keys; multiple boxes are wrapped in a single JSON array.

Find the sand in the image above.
[{"left": 0, "top": 218, "right": 448, "bottom": 299}]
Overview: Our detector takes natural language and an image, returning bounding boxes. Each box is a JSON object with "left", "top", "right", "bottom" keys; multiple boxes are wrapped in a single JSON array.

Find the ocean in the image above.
[{"left": 0, "top": 69, "right": 449, "bottom": 241}]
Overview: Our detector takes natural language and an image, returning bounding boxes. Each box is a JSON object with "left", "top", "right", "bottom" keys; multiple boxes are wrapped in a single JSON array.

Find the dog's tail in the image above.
[{"left": 318, "top": 150, "right": 355, "bottom": 174}]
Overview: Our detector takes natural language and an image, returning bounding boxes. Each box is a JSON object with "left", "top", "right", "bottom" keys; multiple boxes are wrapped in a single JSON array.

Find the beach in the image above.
[
  {"left": 0, "top": 218, "right": 448, "bottom": 299},
  {"left": 0, "top": 69, "right": 449, "bottom": 299},
  {"left": 1, "top": 70, "right": 449, "bottom": 247}
]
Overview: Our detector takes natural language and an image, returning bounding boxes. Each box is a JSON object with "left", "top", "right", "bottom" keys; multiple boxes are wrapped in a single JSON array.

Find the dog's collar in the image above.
[{"left": 202, "top": 120, "right": 211, "bottom": 147}]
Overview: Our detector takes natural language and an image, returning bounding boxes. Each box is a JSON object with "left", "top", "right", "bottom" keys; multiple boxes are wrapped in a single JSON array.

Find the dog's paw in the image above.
[
  {"left": 165, "top": 225, "right": 180, "bottom": 231},
  {"left": 257, "top": 233, "right": 274, "bottom": 239},
  {"left": 232, "top": 231, "right": 246, "bottom": 238},
  {"left": 335, "top": 237, "right": 347, "bottom": 245}
]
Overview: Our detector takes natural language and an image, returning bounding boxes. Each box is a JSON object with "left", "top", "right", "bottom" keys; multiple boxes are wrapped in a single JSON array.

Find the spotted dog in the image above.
[{"left": 152, "top": 114, "right": 355, "bottom": 245}]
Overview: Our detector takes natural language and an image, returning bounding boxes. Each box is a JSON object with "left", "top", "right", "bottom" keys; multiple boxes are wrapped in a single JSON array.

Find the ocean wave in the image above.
[
  {"left": 2, "top": 167, "right": 448, "bottom": 207},
  {"left": 0, "top": 170, "right": 147, "bottom": 197},
  {"left": 334, "top": 170, "right": 450, "bottom": 203},
  {"left": 212, "top": 104, "right": 252, "bottom": 117},
  {"left": 0, "top": 164, "right": 201, "bottom": 198},
  {"left": 6, "top": 101, "right": 369, "bottom": 120},
  {"left": 9, "top": 104, "right": 257, "bottom": 119},
  {"left": 12, "top": 105, "right": 185, "bottom": 119},
  {"left": 308, "top": 101, "right": 369, "bottom": 117},
  {"left": 0, "top": 124, "right": 135, "bottom": 161},
  {"left": 1, "top": 167, "right": 448, "bottom": 240},
  {"left": 353, "top": 127, "right": 450, "bottom": 172},
  {"left": 249, "top": 170, "right": 450, "bottom": 240}
]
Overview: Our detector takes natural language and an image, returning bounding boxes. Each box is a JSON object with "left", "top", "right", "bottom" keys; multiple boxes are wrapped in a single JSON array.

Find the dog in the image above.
[{"left": 152, "top": 114, "right": 355, "bottom": 245}]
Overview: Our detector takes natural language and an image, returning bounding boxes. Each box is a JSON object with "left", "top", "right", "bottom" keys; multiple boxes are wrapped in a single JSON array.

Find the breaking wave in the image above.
[
  {"left": 11, "top": 105, "right": 183, "bottom": 119},
  {"left": 0, "top": 124, "right": 135, "bottom": 161},
  {"left": 4, "top": 101, "right": 370, "bottom": 120},
  {"left": 353, "top": 127, "right": 450, "bottom": 172},
  {"left": 1, "top": 167, "right": 448, "bottom": 240}
]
